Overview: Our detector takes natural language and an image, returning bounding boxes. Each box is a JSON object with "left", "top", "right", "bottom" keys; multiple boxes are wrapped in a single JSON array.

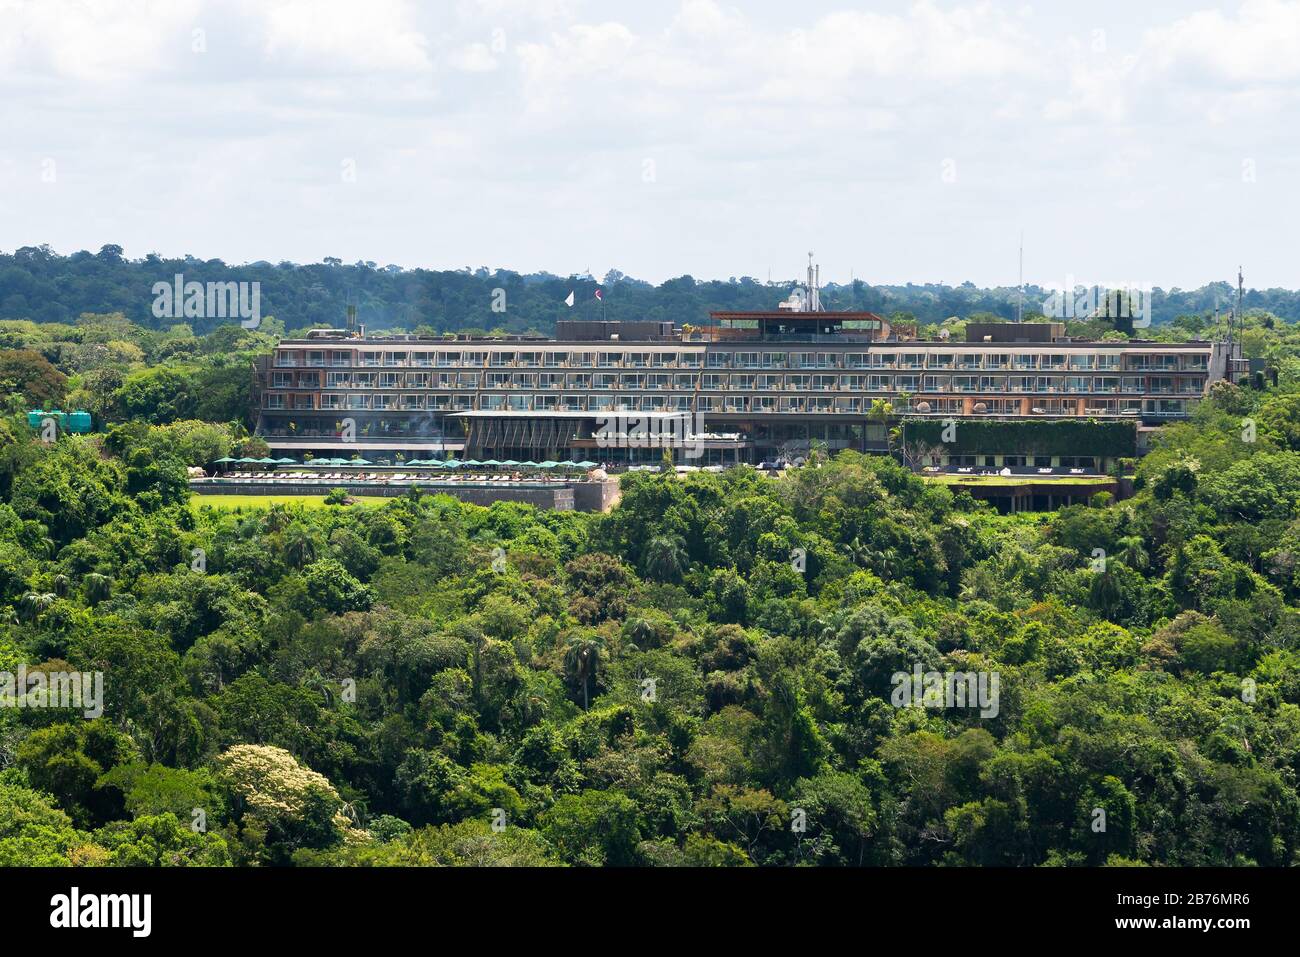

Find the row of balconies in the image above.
[{"left": 274, "top": 352, "right": 1209, "bottom": 373}]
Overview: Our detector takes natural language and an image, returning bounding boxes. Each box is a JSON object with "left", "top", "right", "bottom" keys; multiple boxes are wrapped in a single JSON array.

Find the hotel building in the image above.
[{"left": 252, "top": 313, "right": 1241, "bottom": 469}]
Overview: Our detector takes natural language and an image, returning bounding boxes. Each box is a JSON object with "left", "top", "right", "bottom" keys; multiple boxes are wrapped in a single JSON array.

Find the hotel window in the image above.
[
  {"left": 380, "top": 372, "right": 402, "bottom": 388},
  {"left": 957, "top": 354, "right": 981, "bottom": 370},
  {"left": 599, "top": 352, "right": 623, "bottom": 368},
  {"left": 1096, "top": 376, "right": 1119, "bottom": 393},
  {"left": 540, "top": 373, "right": 564, "bottom": 389},
  {"left": 453, "top": 395, "right": 474, "bottom": 410},
  {"left": 788, "top": 375, "right": 811, "bottom": 391},
  {"left": 674, "top": 374, "right": 696, "bottom": 389},
  {"left": 572, "top": 352, "right": 596, "bottom": 367},
  {"left": 625, "top": 352, "right": 649, "bottom": 367},
  {"left": 567, "top": 373, "right": 593, "bottom": 389},
  {"left": 899, "top": 353, "right": 924, "bottom": 369},
  {"left": 650, "top": 353, "right": 675, "bottom": 367},
  {"left": 1036, "top": 376, "right": 1057, "bottom": 393},
  {"left": 487, "top": 372, "right": 511, "bottom": 388},
  {"left": 347, "top": 395, "right": 368, "bottom": 409},
  {"left": 407, "top": 373, "right": 430, "bottom": 388},
  {"left": 1122, "top": 377, "right": 1144, "bottom": 393},
  {"left": 385, "top": 352, "right": 407, "bottom": 367},
  {"left": 702, "top": 374, "right": 727, "bottom": 390},
  {"left": 430, "top": 395, "right": 451, "bottom": 410},
  {"left": 980, "top": 376, "right": 1006, "bottom": 391},
  {"left": 306, "top": 351, "right": 325, "bottom": 367},
  {"left": 508, "top": 395, "right": 531, "bottom": 410},
  {"left": 782, "top": 396, "right": 807, "bottom": 412},
  {"left": 840, "top": 375, "right": 865, "bottom": 390},
  {"left": 845, "top": 353, "right": 868, "bottom": 369},
  {"left": 896, "top": 375, "right": 919, "bottom": 391},
  {"left": 867, "top": 375, "right": 891, "bottom": 392},
  {"left": 761, "top": 352, "right": 786, "bottom": 368},
  {"left": 622, "top": 374, "right": 646, "bottom": 389},
  {"left": 595, "top": 373, "right": 618, "bottom": 389},
  {"left": 401, "top": 395, "right": 423, "bottom": 410},
  {"left": 515, "top": 373, "right": 539, "bottom": 388},
  {"left": 734, "top": 352, "right": 761, "bottom": 368},
  {"left": 273, "top": 372, "right": 293, "bottom": 388},
  {"left": 412, "top": 352, "right": 432, "bottom": 367},
  {"left": 536, "top": 395, "right": 559, "bottom": 410},
  {"left": 321, "top": 394, "right": 343, "bottom": 410},
  {"left": 275, "top": 351, "right": 298, "bottom": 367},
  {"left": 754, "top": 397, "right": 777, "bottom": 412},
  {"left": 518, "top": 352, "right": 541, "bottom": 367},
  {"left": 562, "top": 395, "right": 585, "bottom": 410},
  {"left": 265, "top": 395, "right": 285, "bottom": 409},
  {"left": 354, "top": 372, "right": 376, "bottom": 388},
  {"left": 482, "top": 395, "right": 505, "bottom": 410},
  {"left": 1064, "top": 376, "right": 1090, "bottom": 392},
  {"left": 326, "top": 372, "right": 350, "bottom": 388},
  {"left": 1013, "top": 354, "right": 1036, "bottom": 370},
  {"left": 812, "top": 374, "right": 837, "bottom": 391},
  {"left": 732, "top": 374, "right": 756, "bottom": 390},
  {"left": 590, "top": 395, "right": 614, "bottom": 411},
  {"left": 436, "top": 352, "right": 459, "bottom": 367},
  {"left": 1069, "top": 355, "right": 1095, "bottom": 370},
  {"left": 984, "top": 354, "right": 1009, "bottom": 369},
  {"left": 953, "top": 376, "right": 977, "bottom": 392},
  {"left": 373, "top": 394, "right": 394, "bottom": 410},
  {"left": 697, "top": 396, "right": 715, "bottom": 411},
  {"left": 928, "top": 354, "right": 954, "bottom": 369},
  {"left": 331, "top": 351, "right": 351, "bottom": 367},
  {"left": 1096, "top": 354, "right": 1120, "bottom": 371},
  {"left": 706, "top": 352, "right": 731, "bottom": 369},
  {"left": 679, "top": 353, "right": 703, "bottom": 368},
  {"left": 490, "top": 352, "right": 515, "bottom": 367},
  {"left": 923, "top": 375, "right": 950, "bottom": 392},
  {"left": 725, "top": 396, "right": 748, "bottom": 412},
  {"left": 544, "top": 352, "right": 569, "bottom": 367}
]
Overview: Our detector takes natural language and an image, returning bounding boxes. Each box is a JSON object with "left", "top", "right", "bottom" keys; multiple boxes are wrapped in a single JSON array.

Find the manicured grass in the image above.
[
  {"left": 922, "top": 474, "right": 1115, "bottom": 487},
  {"left": 189, "top": 493, "right": 388, "bottom": 510}
]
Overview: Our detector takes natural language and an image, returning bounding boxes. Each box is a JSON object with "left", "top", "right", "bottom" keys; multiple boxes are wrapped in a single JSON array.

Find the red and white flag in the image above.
[
  {"left": 564, "top": 290, "right": 575, "bottom": 307},
  {"left": 594, "top": 288, "right": 603, "bottom": 301}
]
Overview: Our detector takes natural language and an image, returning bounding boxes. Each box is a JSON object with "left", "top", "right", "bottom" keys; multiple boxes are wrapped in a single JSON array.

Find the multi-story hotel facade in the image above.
[{"left": 252, "top": 315, "right": 1242, "bottom": 469}]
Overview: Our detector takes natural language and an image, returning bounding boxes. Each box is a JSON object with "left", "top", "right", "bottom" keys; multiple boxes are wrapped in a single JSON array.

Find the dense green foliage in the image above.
[
  {"left": 5, "top": 244, "right": 1300, "bottom": 336},
  {"left": 3, "top": 307, "right": 1300, "bottom": 867}
]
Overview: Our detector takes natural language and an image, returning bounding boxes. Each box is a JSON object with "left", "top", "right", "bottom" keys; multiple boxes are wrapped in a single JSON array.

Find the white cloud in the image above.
[{"left": 1146, "top": 0, "right": 1300, "bottom": 83}]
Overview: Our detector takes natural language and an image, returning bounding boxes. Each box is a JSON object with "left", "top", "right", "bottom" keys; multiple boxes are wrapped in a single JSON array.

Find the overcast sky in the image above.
[{"left": 1, "top": 0, "right": 1297, "bottom": 290}]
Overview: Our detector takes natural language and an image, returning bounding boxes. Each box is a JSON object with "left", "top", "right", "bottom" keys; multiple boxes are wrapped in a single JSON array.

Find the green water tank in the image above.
[
  {"left": 27, "top": 410, "right": 45, "bottom": 429},
  {"left": 69, "top": 411, "right": 92, "bottom": 433}
]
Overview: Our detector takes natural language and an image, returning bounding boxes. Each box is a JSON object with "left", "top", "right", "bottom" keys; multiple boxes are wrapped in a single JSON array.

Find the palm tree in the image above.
[
  {"left": 563, "top": 635, "right": 602, "bottom": 710},
  {"left": 52, "top": 574, "right": 70, "bottom": 597},
  {"left": 84, "top": 573, "right": 112, "bottom": 606},
  {"left": 19, "top": 592, "right": 56, "bottom": 624},
  {"left": 1114, "top": 535, "right": 1149, "bottom": 571},
  {"left": 281, "top": 524, "right": 318, "bottom": 569},
  {"left": 643, "top": 534, "right": 688, "bottom": 583}
]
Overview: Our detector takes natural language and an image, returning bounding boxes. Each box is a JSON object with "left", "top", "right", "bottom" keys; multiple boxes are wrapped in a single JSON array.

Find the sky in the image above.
[{"left": 0, "top": 0, "right": 1297, "bottom": 291}]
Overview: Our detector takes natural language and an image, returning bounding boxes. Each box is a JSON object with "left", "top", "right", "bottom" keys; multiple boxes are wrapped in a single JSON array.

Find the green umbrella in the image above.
[
  {"left": 275, "top": 458, "right": 297, "bottom": 464},
  {"left": 442, "top": 459, "right": 460, "bottom": 467},
  {"left": 256, "top": 457, "right": 278, "bottom": 464},
  {"left": 481, "top": 459, "right": 502, "bottom": 466},
  {"left": 501, "top": 460, "right": 521, "bottom": 467},
  {"left": 520, "top": 461, "right": 540, "bottom": 468},
  {"left": 460, "top": 459, "right": 482, "bottom": 467},
  {"left": 575, "top": 461, "right": 598, "bottom": 468},
  {"left": 348, "top": 458, "right": 372, "bottom": 466},
  {"left": 213, "top": 457, "right": 237, "bottom": 463},
  {"left": 235, "top": 457, "right": 260, "bottom": 464},
  {"left": 537, "top": 461, "right": 559, "bottom": 469}
]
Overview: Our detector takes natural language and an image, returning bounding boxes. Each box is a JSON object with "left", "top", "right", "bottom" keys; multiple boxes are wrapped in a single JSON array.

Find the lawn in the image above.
[{"left": 189, "top": 493, "right": 389, "bottom": 510}]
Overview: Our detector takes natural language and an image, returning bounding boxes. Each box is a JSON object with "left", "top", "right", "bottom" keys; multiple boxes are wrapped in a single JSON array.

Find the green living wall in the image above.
[{"left": 902, "top": 418, "right": 1138, "bottom": 457}]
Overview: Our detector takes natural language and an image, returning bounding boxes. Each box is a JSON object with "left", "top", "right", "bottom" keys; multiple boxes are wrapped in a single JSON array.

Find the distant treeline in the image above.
[{"left": 3, "top": 244, "right": 1297, "bottom": 336}]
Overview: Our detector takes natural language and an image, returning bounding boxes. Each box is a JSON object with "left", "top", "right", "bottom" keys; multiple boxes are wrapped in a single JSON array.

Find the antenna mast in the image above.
[{"left": 1017, "top": 231, "right": 1024, "bottom": 324}]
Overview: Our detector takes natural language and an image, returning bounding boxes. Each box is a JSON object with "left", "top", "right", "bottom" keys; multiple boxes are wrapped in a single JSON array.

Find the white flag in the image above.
[{"left": 564, "top": 290, "right": 575, "bottom": 307}]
